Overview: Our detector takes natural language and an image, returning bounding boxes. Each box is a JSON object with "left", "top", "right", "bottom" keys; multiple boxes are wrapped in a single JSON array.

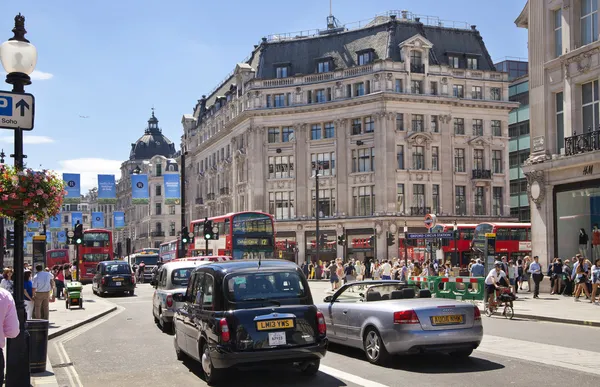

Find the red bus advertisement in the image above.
[
  {"left": 46, "top": 249, "right": 70, "bottom": 268},
  {"left": 472, "top": 222, "right": 532, "bottom": 262},
  {"left": 159, "top": 239, "right": 179, "bottom": 262},
  {"left": 431, "top": 223, "right": 477, "bottom": 267},
  {"left": 189, "top": 211, "right": 275, "bottom": 260},
  {"left": 78, "top": 228, "right": 114, "bottom": 283}
]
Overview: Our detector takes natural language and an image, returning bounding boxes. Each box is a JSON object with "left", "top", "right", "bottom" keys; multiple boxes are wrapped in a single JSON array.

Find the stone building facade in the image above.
[{"left": 182, "top": 12, "right": 517, "bottom": 264}]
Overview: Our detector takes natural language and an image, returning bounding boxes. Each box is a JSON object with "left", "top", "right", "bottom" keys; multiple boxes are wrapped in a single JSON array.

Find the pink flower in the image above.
[
  {"left": 1, "top": 195, "right": 8, "bottom": 201},
  {"left": 42, "top": 194, "right": 48, "bottom": 199},
  {"left": 36, "top": 189, "right": 43, "bottom": 195},
  {"left": 9, "top": 193, "right": 16, "bottom": 199},
  {"left": 28, "top": 192, "right": 35, "bottom": 197}
]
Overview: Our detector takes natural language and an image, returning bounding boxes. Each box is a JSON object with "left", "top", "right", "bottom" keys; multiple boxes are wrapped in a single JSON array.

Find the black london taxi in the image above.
[
  {"left": 172, "top": 259, "right": 327, "bottom": 385},
  {"left": 92, "top": 260, "right": 135, "bottom": 296}
]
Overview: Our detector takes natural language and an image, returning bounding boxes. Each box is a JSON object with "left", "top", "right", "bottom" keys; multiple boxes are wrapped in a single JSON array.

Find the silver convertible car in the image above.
[{"left": 316, "top": 281, "right": 483, "bottom": 365}]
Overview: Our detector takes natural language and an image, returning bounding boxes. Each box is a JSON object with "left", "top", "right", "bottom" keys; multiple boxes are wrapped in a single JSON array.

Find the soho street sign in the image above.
[{"left": 0, "top": 90, "right": 35, "bottom": 130}]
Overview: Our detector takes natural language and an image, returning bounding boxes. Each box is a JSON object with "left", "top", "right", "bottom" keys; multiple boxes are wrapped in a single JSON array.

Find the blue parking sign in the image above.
[{"left": 0, "top": 96, "right": 12, "bottom": 117}]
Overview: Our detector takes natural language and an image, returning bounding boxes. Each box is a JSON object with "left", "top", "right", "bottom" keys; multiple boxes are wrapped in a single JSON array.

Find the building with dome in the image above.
[{"left": 115, "top": 110, "right": 182, "bottom": 253}]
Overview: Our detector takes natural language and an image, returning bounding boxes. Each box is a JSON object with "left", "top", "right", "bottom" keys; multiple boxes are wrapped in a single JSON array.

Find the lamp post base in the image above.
[{"left": 5, "top": 306, "right": 30, "bottom": 386}]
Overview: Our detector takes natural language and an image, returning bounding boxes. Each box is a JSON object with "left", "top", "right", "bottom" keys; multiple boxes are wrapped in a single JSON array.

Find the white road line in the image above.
[
  {"left": 320, "top": 365, "right": 390, "bottom": 387},
  {"left": 477, "top": 335, "right": 600, "bottom": 376}
]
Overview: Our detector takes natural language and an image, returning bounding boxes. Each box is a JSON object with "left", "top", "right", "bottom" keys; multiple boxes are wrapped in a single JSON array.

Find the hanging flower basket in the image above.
[{"left": 0, "top": 165, "right": 66, "bottom": 222}]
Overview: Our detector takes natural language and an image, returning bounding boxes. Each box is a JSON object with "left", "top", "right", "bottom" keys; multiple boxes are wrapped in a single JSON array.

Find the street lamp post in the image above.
[
  {"left": 403, "top": 220, "right": 408, "bottom": 266},
  {"left": 0, "top": 150, "right": 5, "bottom": 270},
  {"left": 314, "top": 173, "right": 322, "bottom": 265},
  {"left": 1, "top": 13, "right": 38, "bottom": 385}
]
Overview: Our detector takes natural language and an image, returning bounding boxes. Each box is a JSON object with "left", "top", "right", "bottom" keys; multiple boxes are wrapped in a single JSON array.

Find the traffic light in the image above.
[
  {"left": 126, "top": 238, "right": 132, "bottom": 256},
  {"left": 203, "top": 221, "right": 212, "bottom": 240},
  {"left": 74, "top": 223, "right": 83, "bottom": 245},
  {"left": 181, "top": 226, "right": 191, "bottom": 245},
  {"left": 6, "top": 230, "right": 14, "bottom": 249},
  {"left": 337, "top": 235, "right": 346, "bottom": 246},
  {"left": 368, "top": 235, "right": 375, "bottom": 246},
  {"left": 386, "top": 232, "right": 395, "bottom": 246}
]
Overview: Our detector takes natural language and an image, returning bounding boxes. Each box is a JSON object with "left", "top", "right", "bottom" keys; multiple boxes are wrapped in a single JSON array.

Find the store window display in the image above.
[
  {"left": 593, "top": 224, "right": 600, "bottom": 259},
  {"left": 579, "top": 229, "right": 589, "bottom": 258}
]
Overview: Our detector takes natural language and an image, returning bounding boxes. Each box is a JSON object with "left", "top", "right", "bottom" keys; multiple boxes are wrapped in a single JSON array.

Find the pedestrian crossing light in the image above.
[
  {"left": 386, "top": 232, "right": 395, "bottom": 247},
  {"left": 337, "top": 235, "right": 346, "bottom": 246}
]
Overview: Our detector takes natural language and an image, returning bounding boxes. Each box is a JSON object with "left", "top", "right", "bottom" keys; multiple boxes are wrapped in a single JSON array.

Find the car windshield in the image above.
[
  {"left": 134, "top": 256, "right": 159, "bottom": 265},
  {"left": 171, "top": 268, "right": 194, "bottom": 287},
  {"left": 104, "top": 264, "right": 130, "bottom": 275},
  {"left": 334, "top": 283, "right": 419, "bottom": 303},
  {"left": 225, "top": 271, "right": 308, "bottom": 305}
]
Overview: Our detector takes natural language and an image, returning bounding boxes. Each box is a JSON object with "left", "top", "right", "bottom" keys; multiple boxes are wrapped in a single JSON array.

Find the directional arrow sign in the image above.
[{"left": 0, "top": 91, "right": 35, "bottom": 131}]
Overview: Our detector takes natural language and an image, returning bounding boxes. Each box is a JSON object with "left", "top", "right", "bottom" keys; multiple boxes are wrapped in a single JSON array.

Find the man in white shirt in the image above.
[
  {"left": 32, "top": 264, "right": 55, "bottom": 320},
  {"left": 380, "top": 260, "right": 392, "bottom": 280},
  {"left": 485, "top": 261, "right": 506, "bottom": 308}
]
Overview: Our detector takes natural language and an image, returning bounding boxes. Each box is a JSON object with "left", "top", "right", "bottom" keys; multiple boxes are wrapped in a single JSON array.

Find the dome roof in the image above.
[{"left": 129, "top": 110, "right": 177, "bottom": 161}]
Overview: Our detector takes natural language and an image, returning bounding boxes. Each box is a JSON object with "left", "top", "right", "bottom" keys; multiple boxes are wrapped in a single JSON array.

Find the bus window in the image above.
[
  {"left": 224, "top": 219, "right": 230, "bottom": 235},
  {"left": 496, "top": 228, "right": 510, "bottom": 240},
  {"left": 510, "top": 228, "right": 528, "bottom": 241},
  {"left": 461, "top": 229, "right": 474, "bottom": 240}
]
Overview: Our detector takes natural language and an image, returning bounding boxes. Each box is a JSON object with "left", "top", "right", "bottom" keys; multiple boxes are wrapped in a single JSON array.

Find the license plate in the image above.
[
  {"left": 256, "top": 319, "right": 295, "bottom": 331},
  {"left": 268, "top": 332, "right": 287, "bottom": 346},
  {"left": 115, "top": 282, "right": 121, "bottom": 286},
  {"left": 431, "top": 315, "right": 464, "bottom": 325},
  {"left": 113, "top": 278, "right": 124, "bottom": 281}
]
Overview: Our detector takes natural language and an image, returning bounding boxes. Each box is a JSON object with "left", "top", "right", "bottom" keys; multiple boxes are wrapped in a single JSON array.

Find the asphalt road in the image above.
[{"left": 48, "top": 282, "right": 600, "bottom": 387}]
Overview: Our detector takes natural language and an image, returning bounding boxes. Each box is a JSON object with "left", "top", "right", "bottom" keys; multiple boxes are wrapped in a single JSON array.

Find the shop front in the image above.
[
  {"left": 346, "top": 229, "right": 376, "bottom": 274},
  {"left": 275, "top": 232, "right": 297, "bottom": 262},
  {"left": 304, "top": 231, "right": 337, "bottom": 264}
]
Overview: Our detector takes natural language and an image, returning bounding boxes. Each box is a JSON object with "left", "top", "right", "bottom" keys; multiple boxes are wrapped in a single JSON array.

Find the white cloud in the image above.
[
  {"left": 0, "top": 70, "right": 53, "bottom": 81},
  {"left": 56, "top": 158, "right": 123, "bottom": 193},
  {"left": 0, "top": 135, "right": 55, "bottom": 144}
]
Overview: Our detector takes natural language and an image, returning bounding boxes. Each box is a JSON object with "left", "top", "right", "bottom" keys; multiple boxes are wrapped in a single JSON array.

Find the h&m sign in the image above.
[{"left": 583, "top": 165, "right": 594, "bottom": 176}]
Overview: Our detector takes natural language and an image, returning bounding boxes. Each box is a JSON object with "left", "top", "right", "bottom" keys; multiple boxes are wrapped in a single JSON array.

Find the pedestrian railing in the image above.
[{"left": 407, "top": 276, "right": 485, "bottom": 301}]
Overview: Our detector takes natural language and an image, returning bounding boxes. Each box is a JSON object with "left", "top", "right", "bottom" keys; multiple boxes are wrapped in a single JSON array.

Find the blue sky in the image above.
[{"left": 0, "top": 0, "right": 528, "bottom": 191}]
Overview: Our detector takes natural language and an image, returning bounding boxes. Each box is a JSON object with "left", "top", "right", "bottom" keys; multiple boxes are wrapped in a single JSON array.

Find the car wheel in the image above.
[
  {"left": 363, "top": 328, "right": 390, "bottom": 365},
  {"left": 300, "top": 359, "right": 320, "bottom": 376},
  {"left": 450, "top": 349, "right": 473, "bottom": 358},
  {"left": 174, "top": 330, "right": 186, "bottom": 361},
  {"left": 201, "top": 340, "right": 223, "bottom": 385}
]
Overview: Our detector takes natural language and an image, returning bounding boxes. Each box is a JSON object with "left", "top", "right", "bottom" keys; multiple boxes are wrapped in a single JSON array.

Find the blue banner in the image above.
[
  {"left": 46, "top": 231, "right": 52, "bottom": 243},
  {"left": 163, "top": 174, "right": 181, "bottom": 205},
  {"left": 63, "top": 173, "right": 81, "bottom": 204},
  {"left": 97, "top": 174, "right": 117, "bottom": 204},
  {"left": 49, "top": 215, "right": 62, "bottom": 231},
  {"left": 57, "top": 230, "right": 66, "bottom": 243},
  {"left": 92, "top": 212, "right": 105, "bottom": 228},
  {"left": 71, "top": 212, "right": 83, "bottom": 228},
  {"left": 27, "top": 221, "right": 40, "bottom": 231},
  {"left": 131, "top": 174, "right": 149, "bottom": 204},
  {"left": 25, "top": 231, "right": 35, "bottom": 243},
  {"left": 114, "top": 211, "right": 125, "bottom": 230}
]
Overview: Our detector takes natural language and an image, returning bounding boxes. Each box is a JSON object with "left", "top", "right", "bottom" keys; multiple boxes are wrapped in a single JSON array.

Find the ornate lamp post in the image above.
[{"left": 0, "top": 13, "right": 38, "bottom": 385}]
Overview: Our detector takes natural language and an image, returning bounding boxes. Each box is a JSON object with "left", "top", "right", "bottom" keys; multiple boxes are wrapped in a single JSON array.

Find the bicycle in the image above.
[{"left": 483, "top": 286, "right": 514, "bottom": 319}]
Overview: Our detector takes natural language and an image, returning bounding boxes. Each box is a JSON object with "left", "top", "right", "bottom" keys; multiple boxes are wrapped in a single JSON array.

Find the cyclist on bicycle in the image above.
[
  {"left": 485, "top": 261, "right": 507, "bottom": 308},
  {"left": 137, "top": 261, "right": 146, "bottom": 283}
]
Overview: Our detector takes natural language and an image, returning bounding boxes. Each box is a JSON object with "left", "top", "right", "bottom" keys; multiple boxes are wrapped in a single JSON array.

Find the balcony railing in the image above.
[
  {"left": 565, "top": 130, "right": 600, "bottom": 156},
  {"left": 206, "top": 193, "right": 216, "bottom": 201},
  {"left": 195, "top": 197, "right": 204, "bottom": 205},
  {"left": 219, "top": 187, "right": 230, "bottom": 195},
  {"left": 410, "top": 64, "right": 425, "bottom": 73},
  {"left": 151, "top": 231, "right": 165, "bottom": 237},
  {"left": 410, "top": 206, "right": 431, "bottom": 216},
  {"left": 472, "top": 169, "right": 492, "bottom": 179},
  {"left": 138, "top": 233, "right": 148, "bottom": 239}
]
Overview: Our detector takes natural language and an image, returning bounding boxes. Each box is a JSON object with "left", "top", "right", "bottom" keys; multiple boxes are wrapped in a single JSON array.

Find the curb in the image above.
[
  {"left": 31, "top": 358, "right": 59, "bottom": 387},
  {"left": 509, "top": 312, "right": 600, "bottom": 328},
  {"left": 48, "top": 306, "right": 118, "bottom": 340}
]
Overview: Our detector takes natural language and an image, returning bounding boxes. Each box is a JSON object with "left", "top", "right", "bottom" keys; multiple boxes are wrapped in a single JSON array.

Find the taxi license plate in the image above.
[
  {"left": 431, "top": 315, "right": 464, "bottom": 325},
  {"left": 115, "top": 282, "right": 122, "bottom": 286},
  {"left": 256, "top": 319, "right": 294, "bottom": 331},
  {"left": 268, "top": 332, "right": 286, "bottom": 346}
]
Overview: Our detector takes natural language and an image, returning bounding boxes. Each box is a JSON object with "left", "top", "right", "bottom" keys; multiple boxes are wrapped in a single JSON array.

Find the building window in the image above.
[
  {"left": 509, "top": 150, "right": 530, "bottom": 168},
  {"left": 581, "top": 0, "right": 598, "bottom": 46},
  {"left": 432, "top": 146, "right": 439, "bottom": 171},
  {"left": 397, "top": 184, "right": 405, "bottom": 213},
  {"left": 315, "top": 89, "right": 326, "bottom": 103},
  {"left": 352, "top": 186, "right": 375, "bottom": 216},
  {"left": 582, "top": 80, "right": 598, "bottom": 133},
  {"left": 455, "top": 148, "right": 465, "bottom": 172},
  {"left": 268, "top": 127, "right": 280, "bottom": 143},
  {"left": 454, "top": 118, "right": 465, "bottom": 135},
  {"left": 448, "top": 56, "right": 459, "bottom": 68},
  {"left": 268, "top": 156, "right": 295, "bottom": 179},
  {"left": 456, "top": 186, "right": 466, "bottom": 215},
  {"left": 474, "top": 186, "right": 485, "bottom": 215},
  {"left": 155, "top": 163, "right": 162, "bottom": 177},
  {"left": 324, "top": 122, "right": 335, "bottom": 138},
  {"left": 453, "top": 85, "right": 464, "bottom": 98},
  {"left": 430, "top": 81, "right": 438, "bottom": 95},
  {"left": 397, "top": 145, "right": 404, "bottom": 170},
  {"left": 358, "top": 51, "right": 373, "bottom": 65},
  {"left": 311, "top": 124, "right": 322, "bottom": 140},
  {"left": 282, "top": 126, "right": 295, "bottom": 142},
  {"left": 312, "top": 189, "right": 336, "bottom": 217},
  {"left": 491, "top": 87, "right": 502, "bottom": 101},
  {"left": 269, "top": 191, "right": 295, "bottom": 220},
  {"left": 274, "top": 94, "right": 286, "bottom": 107},
  {"left": 556, "top": 92, "right": 564, "bottom": 153},
  {"left": 169, "top": 205, "right": 176, "bottom": 215},
  {"left": 155, "top": 203, "right": 162, "bottom": 216},
  {"left": 352, "top": 148, "right": 375, "bottom": 173},
  {"left": 412, "top": 184, "right": 425, "bottom": 210},
  {"left": 431, "top": 116, "right": 439, "bottom": 133},
  {"left": 395, "top": 79, "right": 403, "bottom": 93},
  {"left": 432, "top": 184, "right": 440, "bottom": 214},
  {"left": 317, "top": 60, "right": 331, "bottom": 73},
  {"left": 492, "top": 187, "right": 503, "bottom": 216},
  {"left": 311, "top": 152, "right": 335, "bottom": 176},
  {"left": 396, "top": 114, "right": 404, "bottom": 131},
  {"left": 276, "top": 66, "right": 289, "bottom": 78},
  {"left": 355, "top": 82, "right": 365, "bottom": 96},
  {"left": 364, "top": 116, "right": 374, "bottom": 133},
  {"left": 351, "top": 118, "right": 362, "bottom": 135},
  {"left": 467, "top": 57, "right": 478, "bottom": 70},
  {"left": 492, "top": 150, "right": 503, "bottom": 173},
  {"left": 412, "top": 146, "right": 425, "bottom": 170},
  {"left": 492, "top": 120, "right": 502, "bottom": 136},
  {"left": 473, "top": 119, "right": 483, "bottom": 136},
  {"left": 474, "top": 149, "right": 484, "bottom": 170},
  {"left": 155, "top": 185, "right": 162, "bottom": 196},
  {"left": 472, "top": 86, "right": 483, "bottom": 100},
  {"left": 412, "top": 114, "right": 424, "bottom": 132},
  {"left": 411, "top": 80, "right": 423, "bottom": 94},
  {"left": 554, "top": 8, "right": 562, "bottom": 58}
]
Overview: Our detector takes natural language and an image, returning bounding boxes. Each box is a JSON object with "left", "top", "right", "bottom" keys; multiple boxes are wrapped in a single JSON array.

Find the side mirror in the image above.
[
  {"left": 172, "top": 293, "right": 185, "bottom": 303},
  {"left": 323, "top": 295, "right": 333, "bottom": 303}
]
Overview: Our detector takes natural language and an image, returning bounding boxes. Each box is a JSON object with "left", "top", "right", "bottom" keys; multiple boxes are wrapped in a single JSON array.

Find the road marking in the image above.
[
  {"left": 477, "top": 335, "right": 600, "bottom": 376},
  {"left": 320, "top": 365, "right": 390, "bottom": 387}
]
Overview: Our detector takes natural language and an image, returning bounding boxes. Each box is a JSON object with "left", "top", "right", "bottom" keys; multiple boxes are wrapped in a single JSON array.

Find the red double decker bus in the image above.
[
  {"left": 78, "top": 228, "right": 114, "bottom": 283},
  {"left": 472, "top": 222, "right": 532, "bottom": 262},
  {"left": 46, "top": 249, "right": 70, "bottom": 268},
  {"left": 431, "top": 223, "right": 477, "bottom": 267},
  {"left": 189, "top": 211, "right": 275, "bottom": 260}
]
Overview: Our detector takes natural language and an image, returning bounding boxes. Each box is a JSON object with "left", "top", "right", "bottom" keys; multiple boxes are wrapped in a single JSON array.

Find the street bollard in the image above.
[{"left": 26, "top": 319, "right": 49, "bottom": 373}]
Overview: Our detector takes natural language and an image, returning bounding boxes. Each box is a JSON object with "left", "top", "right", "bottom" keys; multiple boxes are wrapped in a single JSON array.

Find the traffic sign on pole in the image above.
[{"left": 0, "top": 91, "right": 35, "bottom": 130}]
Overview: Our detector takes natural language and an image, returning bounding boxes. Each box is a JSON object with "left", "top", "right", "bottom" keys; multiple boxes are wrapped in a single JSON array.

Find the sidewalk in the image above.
[{"left": 30, "top": 285, "right": 117, "bottom": 387}]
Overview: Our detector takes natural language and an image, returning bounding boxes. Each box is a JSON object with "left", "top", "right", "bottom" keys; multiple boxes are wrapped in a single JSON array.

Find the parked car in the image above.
[
  {"left": 316, "top": 280, "right": 483, "bottom": 365},
  {"left": 152, "top": 260, "right": 212, "bottom": 333},
  {"left": 92, "top": 261, "right": 135, "bottom": 297},
  {"left": 172, "top": 259, "right": 328, "bottom": 385}
]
